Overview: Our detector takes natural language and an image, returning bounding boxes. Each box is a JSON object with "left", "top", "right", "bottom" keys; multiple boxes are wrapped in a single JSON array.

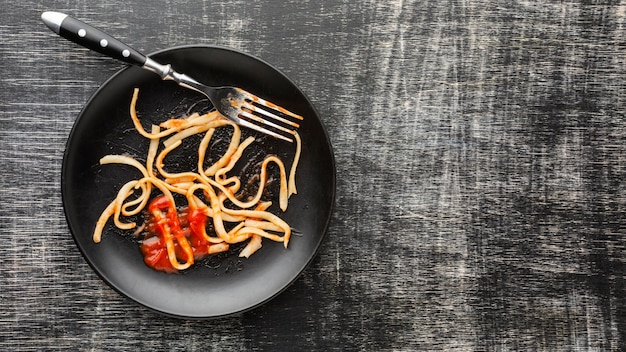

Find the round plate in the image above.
[{"left": 61, "top": 45, "right": 335, "bottom": 318}]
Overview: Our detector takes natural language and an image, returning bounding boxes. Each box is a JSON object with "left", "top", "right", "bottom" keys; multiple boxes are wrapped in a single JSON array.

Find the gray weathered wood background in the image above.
[{"left": 2, "top": 0, "right": 626, "bottom": 350}]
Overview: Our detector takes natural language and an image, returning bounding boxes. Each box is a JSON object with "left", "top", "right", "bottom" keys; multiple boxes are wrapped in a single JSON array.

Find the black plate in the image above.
[{"left": 61, "top": 45, "right": 335, "bottom": 318}]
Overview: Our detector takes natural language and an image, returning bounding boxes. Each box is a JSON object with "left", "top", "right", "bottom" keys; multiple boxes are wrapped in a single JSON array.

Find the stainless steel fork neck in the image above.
[{"left": 143, "top": 57, "right": 203, "bottom": 93}]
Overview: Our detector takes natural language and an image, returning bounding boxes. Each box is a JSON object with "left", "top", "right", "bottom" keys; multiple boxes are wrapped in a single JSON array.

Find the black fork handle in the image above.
[
  {"left": 41, "top": 11, "right": 146, "bottom": 67},
  {"left": 40, "top": 11, "right": 203, "bottom": 88}
]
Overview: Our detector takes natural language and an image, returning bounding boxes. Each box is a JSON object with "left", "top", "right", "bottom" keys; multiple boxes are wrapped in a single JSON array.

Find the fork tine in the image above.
[
  {"left": 221, "top": 88, "right": 302, "bottom": 142},
  {"left": 242, "top": 101, "right": 300, "bottom": 128},
  {"left": 236, "top": 88, "right": 304, "bottom": 121},
  {"left": 232, "top": 116, "right": 294, "bottom": 143},
  {"left": 239, "top": 109, "right": 297, "bottom": 136}
]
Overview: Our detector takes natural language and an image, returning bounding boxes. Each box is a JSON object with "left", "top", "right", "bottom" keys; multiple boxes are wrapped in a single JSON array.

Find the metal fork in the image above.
[{"left": 41, "top": 11, "right": 303, "bottom": 142}]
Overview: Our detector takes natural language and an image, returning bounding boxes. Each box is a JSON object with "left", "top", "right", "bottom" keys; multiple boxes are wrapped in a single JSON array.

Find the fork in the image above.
[{"left": 41, "top": 11, "right": 302, "bottom": 143}]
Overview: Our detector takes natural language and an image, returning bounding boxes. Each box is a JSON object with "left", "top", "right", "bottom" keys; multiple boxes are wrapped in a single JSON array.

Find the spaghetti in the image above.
[{"left": 93, "top": 88, "right": 302, "bottom": 273}]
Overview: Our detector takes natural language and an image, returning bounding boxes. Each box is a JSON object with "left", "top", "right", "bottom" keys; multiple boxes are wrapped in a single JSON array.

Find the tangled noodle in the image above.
[{"left": 93, "top": 88, "right": 301, "bottom": 272}]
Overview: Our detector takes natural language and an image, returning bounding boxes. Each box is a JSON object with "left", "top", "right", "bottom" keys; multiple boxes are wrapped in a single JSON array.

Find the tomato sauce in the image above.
[{"left": 140, "top": 195, "right": 215, "bottom": 273}]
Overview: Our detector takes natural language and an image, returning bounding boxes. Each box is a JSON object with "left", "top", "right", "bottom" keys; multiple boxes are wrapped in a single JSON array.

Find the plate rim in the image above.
[{"left": 61, "top": 44, "right": 337, "bottom": 319}]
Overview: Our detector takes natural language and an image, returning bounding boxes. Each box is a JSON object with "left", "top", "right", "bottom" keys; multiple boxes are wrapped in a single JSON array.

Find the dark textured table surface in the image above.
[{"left": 2, "top": 0, "right": 626, "bottom": 351}]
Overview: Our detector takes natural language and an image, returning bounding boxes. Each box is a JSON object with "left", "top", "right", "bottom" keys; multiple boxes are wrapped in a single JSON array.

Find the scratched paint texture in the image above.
[{"left": 2, "top": 0, "right": 626, "bottom": 351}]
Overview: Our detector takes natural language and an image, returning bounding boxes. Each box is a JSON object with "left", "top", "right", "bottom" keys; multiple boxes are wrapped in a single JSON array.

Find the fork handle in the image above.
[
  {"left": 41, "top": 11, "right": 146, "bottom": 67},
  {"left": 41, "top": 11, "right": 200, "bottom": 87}
]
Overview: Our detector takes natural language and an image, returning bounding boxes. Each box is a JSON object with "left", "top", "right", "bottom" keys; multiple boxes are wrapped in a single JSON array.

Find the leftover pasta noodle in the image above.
[{"left": 93, "top": 88, "right": 301, "bottom": 273}]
